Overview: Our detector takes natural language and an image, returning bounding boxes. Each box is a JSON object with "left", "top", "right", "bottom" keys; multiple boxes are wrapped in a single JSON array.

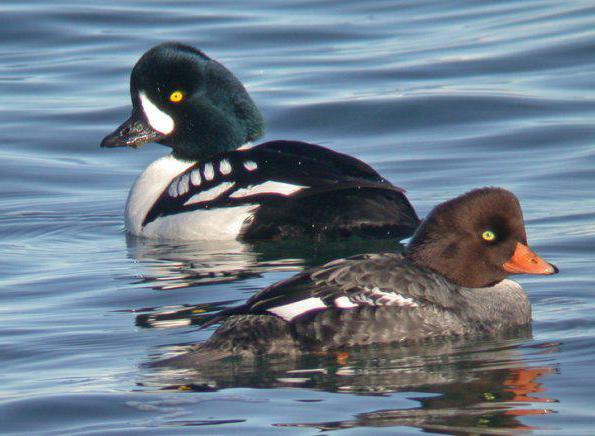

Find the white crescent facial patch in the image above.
[{"left": 139, "top": 92, "right": 175, "bottom": 135}]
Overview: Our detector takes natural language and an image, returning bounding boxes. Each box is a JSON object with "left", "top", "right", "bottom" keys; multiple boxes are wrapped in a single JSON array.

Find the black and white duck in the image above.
[{"left": 101, "top": 42, "right": 419, "bottom": 241}]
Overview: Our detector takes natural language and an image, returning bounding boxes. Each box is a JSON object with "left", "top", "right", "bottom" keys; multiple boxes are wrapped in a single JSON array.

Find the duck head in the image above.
[
  {"left": 406, "top": 187, "right": 558, "bottom": 288},
  {"left": 101, "top": 42, "right": 264, "bottom": 161}
]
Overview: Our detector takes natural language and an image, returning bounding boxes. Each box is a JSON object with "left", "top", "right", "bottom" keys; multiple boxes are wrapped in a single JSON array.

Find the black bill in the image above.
[{"left": 100, "top": 110, "right": 164, "bottom": 149}]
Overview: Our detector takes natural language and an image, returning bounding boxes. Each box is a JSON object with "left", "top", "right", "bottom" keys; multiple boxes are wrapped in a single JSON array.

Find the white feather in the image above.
[
  {"left": 267, "top": 297, "right": 326, "bottom": 321},
  {"left": 125, "top": 154, "right": 256, "bottom": 240},
  {"left": 363, "top": 287, "right": 418, "bottom": 307},
  {"left": 177, "top": 174, "right": 190, "bottom": 196},
  {"left": 334, "top": 296, "right": 358, "bottom": 309},
  {"left": 184, "top": 182, "right": 235, "bottom": 205},
  {"left": 219, "top": 159, "right": 232, "bottom": 175},
  {"left": 168, "top": 181, "right": 179, "bottom": 198},
  {"left": 243, "top": 160, "right": 258, "bottom": 171},
  {"left": 229, "top": 181, "right": 306, "bottom": 198},
  {"left": 203, "top": 163, "right": 214, "bottom": 181},
  {"left": 190, "top": 169, "right": 201, "bottom": 186},
  {"left": 139, "top": 92, "right": 174, "bottom": 134}
]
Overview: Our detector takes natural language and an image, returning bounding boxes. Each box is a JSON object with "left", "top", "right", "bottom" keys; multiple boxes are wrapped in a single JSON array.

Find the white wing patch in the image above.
[
  {"left": 168, "top": 182, "right": 178, "bottom": 198},
  {"left": 184, "top": 182, "right": 235, "bottom": 205},
  {"left": 229, "top": 181, "right": 306, "bottom": 199},
  {"left": 177, "top": 174, "right": 190, "bottom": 196},
  {"left": 243, "top": 160, "right": 258, "bottom": 171},
  {"left": 203, "top": 163, "right": 215, "bottom": 181},
  {"left": 167, "top": 174, "right": 192, "bottom": 198},
  {"left": 334, "top": 296, "right": 358, "bottom": 308},
  {"left": 265, "top": 288, "right": 417, "bottom": 322},
  {"left": 219, "top": 159, "right": 232, "bottom": 175},
  {"left": 352, "top": 287, "right": 419, "bottom": 307},
  {"left": 139, "top": 92, "right": 174, "bottom": 134},
  {"left": 267, "top": 297, "right": 327, "bottom": 321},
  {"left": 190, "top": 169, "right": 202, "bottom": 186}
]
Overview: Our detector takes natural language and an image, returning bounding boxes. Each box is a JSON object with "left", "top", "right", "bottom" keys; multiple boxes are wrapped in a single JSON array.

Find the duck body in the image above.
[
  {"left": 189, "top": 253, "right": 531, "bottom": 360},
  {"left": 125, "top": 140, "right": 418, "bottom": 241},
  {"left": 160, "top": 188, "right": 557, "bottom": 365},
  {"left": 101, "top": 42, "right": 419, "bottom": 241}
]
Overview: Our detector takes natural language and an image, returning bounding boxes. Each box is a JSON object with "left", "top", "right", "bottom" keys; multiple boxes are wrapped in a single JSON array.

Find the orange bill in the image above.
[{"left": 503, "top": 242, "right": 558, "bottom": 275}]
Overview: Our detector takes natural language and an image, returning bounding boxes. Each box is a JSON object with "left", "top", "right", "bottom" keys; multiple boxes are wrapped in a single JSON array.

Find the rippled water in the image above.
[{"left": 1, "top": 1, "right": 594, "bottom": 434}]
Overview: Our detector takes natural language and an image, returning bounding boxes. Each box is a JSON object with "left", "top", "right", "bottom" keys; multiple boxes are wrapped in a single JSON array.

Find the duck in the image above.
[
  {"left": 162, "top": 187, "right": 558, "bottom": 364},
  {"left": 100, "top": 42, "right": 419, "bottom": 241}
]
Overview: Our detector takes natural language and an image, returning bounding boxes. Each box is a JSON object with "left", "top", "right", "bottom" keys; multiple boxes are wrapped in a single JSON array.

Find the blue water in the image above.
[{"left": 1, "top": 0, "right": 595, "bottom": 433}]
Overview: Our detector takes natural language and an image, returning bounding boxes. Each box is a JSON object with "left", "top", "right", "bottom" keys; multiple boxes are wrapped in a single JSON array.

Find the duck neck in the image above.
[
  {"left": 171, "top": 139, "right": 256, "bottom": 163},
  {"left": 169, "top": 116, "right": 264, "bottom": 162}
]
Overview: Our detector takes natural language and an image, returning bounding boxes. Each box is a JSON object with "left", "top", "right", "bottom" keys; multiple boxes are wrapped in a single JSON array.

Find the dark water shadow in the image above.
[{"left": 139, "top": 332, "right": 559, "bottom": 434}]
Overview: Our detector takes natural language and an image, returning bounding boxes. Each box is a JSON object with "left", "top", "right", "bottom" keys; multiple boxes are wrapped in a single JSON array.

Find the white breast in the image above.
[{"left": 124, "top": 154, "right": 255, "bottom": 240}]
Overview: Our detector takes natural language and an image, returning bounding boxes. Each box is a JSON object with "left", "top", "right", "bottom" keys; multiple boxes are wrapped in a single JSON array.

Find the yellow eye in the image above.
[
  {"left": 169, "top": 90, "right": 184, "bottom": 103},
  {"left": 482, "top": 230, "right": 496, "bottom": 242}
]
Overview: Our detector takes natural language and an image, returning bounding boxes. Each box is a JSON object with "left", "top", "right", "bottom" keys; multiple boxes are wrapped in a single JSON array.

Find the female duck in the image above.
[
  {"left": 168, "top": 188, "right": 557, "bottom": 363},
  {"left": 101, "top": 43, "right": 419, "bottom": 241}
]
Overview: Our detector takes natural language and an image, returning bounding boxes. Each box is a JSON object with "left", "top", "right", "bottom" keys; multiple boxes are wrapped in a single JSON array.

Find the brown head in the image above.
[{"left": 406, "top": 187, "right": 558, "bottom": 288}]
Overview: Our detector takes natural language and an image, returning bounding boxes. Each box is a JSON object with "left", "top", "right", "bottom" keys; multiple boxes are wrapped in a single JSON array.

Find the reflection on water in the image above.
[
  {"left": 126, "top": 236, "right": 265, "bottom": 290},
  {"left": 140, "top": 334, "right": 558, "bottom": 434},
  {"left": 127, "top": 235, "right": 405, "bottom": 290}
]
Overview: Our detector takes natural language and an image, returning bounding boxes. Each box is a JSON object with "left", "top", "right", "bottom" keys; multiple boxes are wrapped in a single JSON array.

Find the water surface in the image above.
[{"left": 1, "top": 1, "right": 595, "bottom": 434}]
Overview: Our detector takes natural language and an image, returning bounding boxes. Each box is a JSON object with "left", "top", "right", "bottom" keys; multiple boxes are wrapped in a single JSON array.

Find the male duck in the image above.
[
  {"left": 165, "top": 188, "right": 558, "bottom": 364},
  {"left": 101, "top": 42, "right": 419, "bottom": 241}
]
